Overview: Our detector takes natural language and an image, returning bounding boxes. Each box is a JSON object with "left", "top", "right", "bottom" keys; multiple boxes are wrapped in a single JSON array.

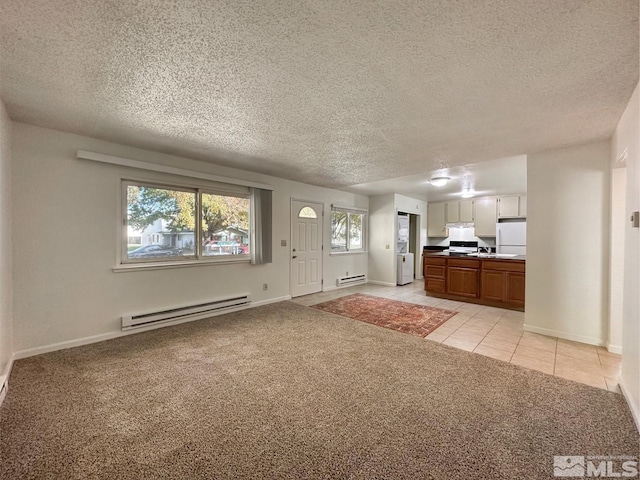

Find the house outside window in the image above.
[{"left": 124, "top": 181, "right": 251, "bottom": 263}]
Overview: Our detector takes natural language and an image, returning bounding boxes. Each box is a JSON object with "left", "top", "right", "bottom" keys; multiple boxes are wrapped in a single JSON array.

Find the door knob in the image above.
[{"left": 292, "top": 255, "right": 297, "bottom": 259}]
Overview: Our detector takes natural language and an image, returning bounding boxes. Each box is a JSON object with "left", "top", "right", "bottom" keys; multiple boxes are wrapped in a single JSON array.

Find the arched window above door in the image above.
[{"left": 298, "top": 206, "right": 318, "bottom": 219}]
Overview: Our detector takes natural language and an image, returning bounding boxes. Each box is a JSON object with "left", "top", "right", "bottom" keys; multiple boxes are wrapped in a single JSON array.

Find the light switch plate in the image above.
[{"left": 632, "top": 211, "right": 639, "bottom": 228}]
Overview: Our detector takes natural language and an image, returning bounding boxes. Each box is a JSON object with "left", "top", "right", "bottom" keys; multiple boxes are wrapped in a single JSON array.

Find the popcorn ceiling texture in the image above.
[{"left": 0, "top": 0, "right": 638, "bottom": 188}]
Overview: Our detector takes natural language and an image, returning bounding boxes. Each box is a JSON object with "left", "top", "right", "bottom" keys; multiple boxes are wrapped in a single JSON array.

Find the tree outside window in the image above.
[
  {"left": 125, "top": 183, "right": 250, "bottom": 262},
  {"left": 331, "top": 208, "right": 366, "bottom": 253}
]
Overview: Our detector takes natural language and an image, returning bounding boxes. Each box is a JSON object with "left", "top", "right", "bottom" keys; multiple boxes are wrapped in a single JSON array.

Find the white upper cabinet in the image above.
[
  {"left": 474, "top": 196, "right": 498, "bottom": 237},
  {"left": 445, "top": 200, "right": 474, "bottom": 223},
  {"left": 459, "top": 199, "right": 474, "bottom": 223},
  {"left": 445, "top": 201, "right": 459, "bottom": 223},
  {"left": 519, "top": 195, "right": 527, "bottom": 217},
  {"left": 498, "top": 195, "right": 526, "bottom": 218},
  {"left": 427, "top": 202, "right": 447, "bottom": 237}
]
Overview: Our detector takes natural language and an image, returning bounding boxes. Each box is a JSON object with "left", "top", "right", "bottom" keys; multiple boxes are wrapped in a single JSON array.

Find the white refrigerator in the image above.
[{"left": 496, "top": 221, "right": 526, "bottom": 255}]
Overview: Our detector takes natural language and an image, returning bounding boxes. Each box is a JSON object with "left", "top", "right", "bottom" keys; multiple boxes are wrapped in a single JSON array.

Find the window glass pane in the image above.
[
  {"left": 126, "top": 185, "right": 195, "bottom": 261},
  {"left": 331, "top": 210, "right": 347, "bottom": 251},
  {"left": 298, "top": 206, "right": 317, "bottom": 218},
  {"left": 201, "top": 193, "right": 250, "bottom": 256},
  {"left": 348, "top": 213, "right": 364, "bottom": 250}
]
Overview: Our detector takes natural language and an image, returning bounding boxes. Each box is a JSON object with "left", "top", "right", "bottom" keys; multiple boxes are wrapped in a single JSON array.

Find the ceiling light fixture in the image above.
[
  {"left": 429, "top": 176, "right": 451, "bottom": 187},
  {"left": 461, "top": 190, "right": 474, "bottom": 198}
]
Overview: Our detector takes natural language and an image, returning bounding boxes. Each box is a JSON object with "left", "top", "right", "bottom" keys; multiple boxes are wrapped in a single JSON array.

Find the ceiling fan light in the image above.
[{"left": 430, "top": 176, "right": 451, "bottom": 187}]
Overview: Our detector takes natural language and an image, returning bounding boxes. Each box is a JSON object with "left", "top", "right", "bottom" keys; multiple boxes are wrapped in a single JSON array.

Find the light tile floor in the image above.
[{"left": 291, "top": 281, "right": 622, "bottom": 393}]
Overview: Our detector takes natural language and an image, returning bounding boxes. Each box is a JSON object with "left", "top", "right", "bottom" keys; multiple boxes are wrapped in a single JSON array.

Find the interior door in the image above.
[{"left": 290, "top": 200, "right": 323, "bottom": 297}]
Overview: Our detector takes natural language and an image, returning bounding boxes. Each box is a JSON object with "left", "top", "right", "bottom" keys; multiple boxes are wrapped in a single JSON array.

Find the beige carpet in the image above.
[{"left": 1, "top": 302, "right": 637, "bottom": 479}]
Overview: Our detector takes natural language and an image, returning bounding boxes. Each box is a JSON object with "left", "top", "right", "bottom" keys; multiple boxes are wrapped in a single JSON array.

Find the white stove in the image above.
[{"left": 447, "top": 240, "right": 479, "bottom": 256}]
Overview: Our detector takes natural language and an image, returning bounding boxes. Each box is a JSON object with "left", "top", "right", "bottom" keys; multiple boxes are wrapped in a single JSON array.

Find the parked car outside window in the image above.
[{"left": 128, "top": 244, "right": 184, "bottom": 258}]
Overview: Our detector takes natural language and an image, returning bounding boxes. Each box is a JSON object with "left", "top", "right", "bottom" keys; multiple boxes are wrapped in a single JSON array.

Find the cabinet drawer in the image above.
[
  {"left": 424, "top": 256, "right": 447, "bottom": 266},
  {"left": 448, "top": 258, "right": 480, "bottom": 269},
  {"left": 425, "top": 265, "right": 446, "bottom": 279},
  {"left": 425, "top": 278, "right": 446, "bottom": 293},
  {"left": 482, "top": 260, "right": 525, "bottom": 272}
]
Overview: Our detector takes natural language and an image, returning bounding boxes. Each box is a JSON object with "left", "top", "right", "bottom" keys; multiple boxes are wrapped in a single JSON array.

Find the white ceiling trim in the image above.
[{"left": 76, "top": 150, "right": 274, "bottom": 191}]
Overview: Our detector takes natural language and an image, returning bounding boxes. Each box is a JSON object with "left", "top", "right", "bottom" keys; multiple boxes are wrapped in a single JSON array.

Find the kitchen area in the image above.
[{"left": 422, "top": 194, "right": 527, "bottom": 311}]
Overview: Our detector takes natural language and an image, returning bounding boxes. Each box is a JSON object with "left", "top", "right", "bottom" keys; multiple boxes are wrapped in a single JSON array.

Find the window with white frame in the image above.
[
  {"left": 331, "top": 206, "right": 367, "bottom": 253},
  {"left": 124, "top": 181, "right": 252, "bottom": 263}
]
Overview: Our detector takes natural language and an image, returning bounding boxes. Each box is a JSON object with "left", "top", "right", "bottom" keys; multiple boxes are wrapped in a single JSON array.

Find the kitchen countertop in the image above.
[{"left": 423, "top": 251, "right": 526, "bottom": 261}]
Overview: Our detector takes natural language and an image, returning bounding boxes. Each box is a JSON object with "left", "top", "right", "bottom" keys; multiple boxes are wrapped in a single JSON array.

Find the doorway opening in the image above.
[{"left": 397, "top": 211, "right": 421, "bottom": 282}]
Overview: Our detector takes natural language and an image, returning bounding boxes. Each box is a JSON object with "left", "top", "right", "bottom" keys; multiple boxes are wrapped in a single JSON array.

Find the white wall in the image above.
[
  {"left": 11, "top": 123, "right": 368, "bottom": 354},
  {"left": 525, "top": 141, "right": 610, "bottom": 345},
  {"left": 394, "top": 193, "right": 428, "bottom": 280},
  {"left": 608, "top": 167, "right": 626, "bottom": 353},
  {"left": 368, "top": 193, "right": 428, "bottom": 285},
  {"left": 0, "top": 100, "right": 13, "bottom": 386},
  {"left": 368, "top": 194, "right": 396, "bottom": 285},
  {"left": 615, "top": 82, "right": 640, "bottom": 426}
]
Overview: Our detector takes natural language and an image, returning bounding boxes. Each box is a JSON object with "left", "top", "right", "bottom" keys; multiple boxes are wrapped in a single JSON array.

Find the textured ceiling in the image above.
[
  {"left": 346, "top": 155, "right": 528, "bottom": 201},
  {"left": 1, "top": 0, "right": 638, "bottom": 190}
]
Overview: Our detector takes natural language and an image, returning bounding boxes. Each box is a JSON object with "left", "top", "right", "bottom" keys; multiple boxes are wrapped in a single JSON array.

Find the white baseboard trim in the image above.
[
  {"left": 619, "top": 378, "right": 640, "bottom": 434},
  {"left": 251, "top": 295, "right": 292, "bottom": 307},
  {"left": 522, "top": 324, "right": 605, "bottom": 347},
  {"left": 13, "top": 330, "right": 135, "bottom": 360},
  {"left": 13, "top": 295, "right": 293, "bottom": 361},
  {"left": 367, "top": 280, "right": 397, "bottom": 287},
  {"left": 606, "top": 343, "right": 622, "bottom": 355},
  {"left": 0, "top": 355, "right": 14, "bottom": 408},
  {"left": 323, "top": 283, "right": 366, "bottom": 292}
]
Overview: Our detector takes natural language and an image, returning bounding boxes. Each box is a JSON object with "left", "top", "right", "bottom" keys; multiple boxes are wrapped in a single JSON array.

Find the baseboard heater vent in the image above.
[
  {"left": 336, "top": 274, "right": 367, "bottom": 287},
  {"left": 122, "top": 294, "right": 251, "bottom": 330}
]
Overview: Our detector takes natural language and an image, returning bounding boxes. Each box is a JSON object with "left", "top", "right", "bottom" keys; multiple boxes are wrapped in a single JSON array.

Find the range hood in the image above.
[{"left": 445, "top": 221, "right": 475, "bottom": 228}]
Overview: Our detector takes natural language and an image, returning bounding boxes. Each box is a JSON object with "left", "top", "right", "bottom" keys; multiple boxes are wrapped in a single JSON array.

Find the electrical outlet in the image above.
[
  {"left": 281, "top": 240, "right": 287, "bottom": 246},
  {"left": 346, "top": 271, "right": 349, "bottom": 276},
  {"left": 385, "top": 244, "right": 390, "bottom": 249},
  {"left": 263, "top": 283, "right": 268, "bottom": 291}
]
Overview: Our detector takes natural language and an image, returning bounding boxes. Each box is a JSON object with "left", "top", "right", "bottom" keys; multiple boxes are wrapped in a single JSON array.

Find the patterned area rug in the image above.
[{"left": 311, "top": 293, "right": 457, "bottom": 338}]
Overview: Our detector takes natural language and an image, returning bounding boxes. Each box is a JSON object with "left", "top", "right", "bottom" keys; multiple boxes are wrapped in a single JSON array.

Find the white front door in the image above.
[{"left": 290, "top": 200, "right": 323, "bottom": 298}]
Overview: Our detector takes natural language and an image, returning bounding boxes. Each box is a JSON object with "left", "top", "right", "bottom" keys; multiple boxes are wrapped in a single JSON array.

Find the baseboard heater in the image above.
[
  {"left": 336, "top": 274, "right": 367, "bottom": 287},
  {"left": 121, "top": 294, "right": 251, "bottom": 330}
]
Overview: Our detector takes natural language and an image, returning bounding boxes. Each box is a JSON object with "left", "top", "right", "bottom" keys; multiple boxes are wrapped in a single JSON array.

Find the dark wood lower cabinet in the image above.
[
  {"left": 481, "top": 260, "right": 526, "bottom": 308},
  {"left": 425, "top": 277, "right": 446, "bottom": 293},
  {"left": 447, "top": 267, "right": 479, "bottom": 298},
  {"left": 480, "top": 270, "right": 506, "bottom": 302},
  {"left": 424, "top": 255, "right": 525, "bottom": 311},
  {"left": 505, "top": 272, "right": 525, "bottom": 306},
  {"left": 424, "top": 256, "right": 447, "bottom": 294}
]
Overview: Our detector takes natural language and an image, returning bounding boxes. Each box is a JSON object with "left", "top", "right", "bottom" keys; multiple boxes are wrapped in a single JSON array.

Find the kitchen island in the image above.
[{"left": 423, "top": 252, "right": 525, "bottom": 311}]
